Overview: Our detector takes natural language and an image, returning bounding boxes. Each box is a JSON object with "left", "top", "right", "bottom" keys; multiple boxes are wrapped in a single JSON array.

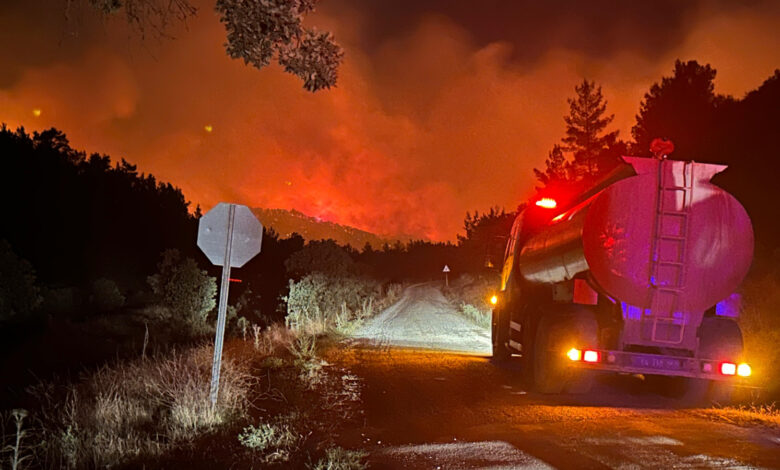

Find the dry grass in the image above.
[
  {"left": 309, "top": 446, "right": 368, "bottom": 470},
  {"left": 27, "top": 343, "right": 255, "bottom": 469},
  {"left": 691, "top": 403, "right": 780, "bottom": 428}
]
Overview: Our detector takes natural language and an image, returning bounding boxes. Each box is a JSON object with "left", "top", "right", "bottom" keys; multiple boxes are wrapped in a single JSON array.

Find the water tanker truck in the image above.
[{"left": 491, "top": 151, "right": 754, "bottom": 402}]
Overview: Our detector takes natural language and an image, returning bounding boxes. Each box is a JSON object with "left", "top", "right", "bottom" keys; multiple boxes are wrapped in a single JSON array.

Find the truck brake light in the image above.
[
  {"left": 720, "top": 362, "right": 737, "bottom": 376},
  {"left": 583, "top": 350, "right": 600, "bottom": 363}
]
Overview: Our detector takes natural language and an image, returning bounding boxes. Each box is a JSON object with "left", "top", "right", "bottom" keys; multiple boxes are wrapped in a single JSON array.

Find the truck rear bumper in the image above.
[{"left": 571, "top": 349, "right": 750, "bottom": 382}]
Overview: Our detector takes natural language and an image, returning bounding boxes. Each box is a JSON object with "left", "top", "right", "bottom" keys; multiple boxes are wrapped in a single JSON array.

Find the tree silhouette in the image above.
[
  {"left": 533, "top": 79, "right": 622, "bottom": 195},
  {"left": 85, "top": 0, "right": 197, "bottom": 37},
  {"left": 631, "top": 60, "right": 729, "bottom": 158},
  {"left": 533, "top": 144, "right": 570, "bottom": 189},
  {"left": 76, "top": 0, "right": 343, "bottom": 91},
  {"left": 562, "top": 79, "right": 620, "bottom": 179},
  {"left": 628, "top": 61, "right": 779, "bottom": 248},
  {"left": 458, "top": 207, "right": 517, "bottom": 272},
  {"left": 216, "top": 0, "right": 344, "bottom": 91},
  {"left": 0, "top": 125, "right": 198, "bottom": 287}
]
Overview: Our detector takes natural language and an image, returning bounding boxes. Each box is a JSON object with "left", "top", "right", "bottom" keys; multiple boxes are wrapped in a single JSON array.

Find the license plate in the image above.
[{"left": 630, "top": 354, "right": 682, "bottom": 371}]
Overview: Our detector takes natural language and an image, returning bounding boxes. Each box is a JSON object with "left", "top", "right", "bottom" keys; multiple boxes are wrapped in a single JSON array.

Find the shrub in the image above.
[
  {"left": 287, "top": 334, "right": 327, "bottom": 388},
  {"left": 90, "top": 278, "right": 125, "bottom": 312},
  {"left": 147, "top": 249, "right": 216, "bottom": 334},
  {"left": 285, "top": 274, "right": 395, "bottom": 335},
  {"left": 0, "top": 240, "right": 41, "bottom": 323},
  {"left": 238, "top": 413, "right": 304, "bottom": 464},
  {"left": 238, "top": 422, "right": 299, "bottom": 451}
]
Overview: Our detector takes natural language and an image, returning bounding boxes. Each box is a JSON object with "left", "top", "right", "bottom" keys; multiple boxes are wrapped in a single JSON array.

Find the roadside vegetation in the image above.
[
  {"left": 442, "top": 274, "right": 497, "bottom": 329},
  {"left": 691, "top": 403, "right": 780, "bottom": 429},
  {"left": 737, "top": 253, "right": 780, "bottom": 399},
  {"left": 0, "top": 310, "right": 376, "bottom": 469},
  {"left": 285, "top": 273, "right": 403, "bottom": 336},
  {"left": 0, "top": 234, "right": 403, "bottom": 468}
]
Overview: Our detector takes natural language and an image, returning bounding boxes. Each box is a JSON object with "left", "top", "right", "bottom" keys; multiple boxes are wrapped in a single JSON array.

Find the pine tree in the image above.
[
  {"left": 561, "top": 79, "right": 619, "bottom": 179},
  {"left": 533, "top": 80, "right": 620, "bottom": 191}
]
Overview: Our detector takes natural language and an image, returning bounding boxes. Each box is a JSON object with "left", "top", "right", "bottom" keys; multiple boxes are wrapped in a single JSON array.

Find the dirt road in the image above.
[{"left": 327, "top": 284, "right": 780, "bottom": 469}]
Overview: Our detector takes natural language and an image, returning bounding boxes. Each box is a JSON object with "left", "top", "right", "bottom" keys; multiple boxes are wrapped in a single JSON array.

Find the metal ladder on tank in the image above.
[{"left": 648, "top": 159, "right": 693, "bottom": 344}]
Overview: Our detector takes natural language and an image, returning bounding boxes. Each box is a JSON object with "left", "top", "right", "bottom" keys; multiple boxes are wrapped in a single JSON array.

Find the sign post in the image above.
[
  {"left": 442, "top": 264, "right": 451, "bottom": 287},
  {"left": 197, "top": 203, "right": 263, "bottom": 406}
]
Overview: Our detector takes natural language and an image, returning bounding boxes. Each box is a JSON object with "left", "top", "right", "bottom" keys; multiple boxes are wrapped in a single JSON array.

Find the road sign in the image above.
[
  {"left": 442, "top": 265, "right": 451, "bottom": 273},
  {"left": 443, "top": 265, "right": 451, "bottom": 287},
  {"left": 197, "top": 203, "right": 263, "bottom": 267},
  {"left": 197, "top": 203, "right": 263, "bottom": 407}
]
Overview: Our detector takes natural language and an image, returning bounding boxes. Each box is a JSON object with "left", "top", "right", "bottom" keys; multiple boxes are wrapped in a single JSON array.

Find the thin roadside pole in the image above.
[{"left": 209, "top": 204, "right": 235, "bottom": 407}]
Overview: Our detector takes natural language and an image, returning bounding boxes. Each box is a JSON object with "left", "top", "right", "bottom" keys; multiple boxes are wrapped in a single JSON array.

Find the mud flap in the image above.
[
  {"left": 533, "top": 307, "right": 598, "bottom": 394},
  {"left": 491, "top": 307, "right": 511, "bottom": 361}
]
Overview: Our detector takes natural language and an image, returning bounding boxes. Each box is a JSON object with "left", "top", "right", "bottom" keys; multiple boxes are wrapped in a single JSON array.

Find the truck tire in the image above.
[
  {"left": 491, "top": 307, "right": 511, "bottom": 361},
  {"left": 679, "top": 317, "right": 744, "bottom": 405},
  {"left": 533, "top": 307, "right": 598, "bottom": 394}
]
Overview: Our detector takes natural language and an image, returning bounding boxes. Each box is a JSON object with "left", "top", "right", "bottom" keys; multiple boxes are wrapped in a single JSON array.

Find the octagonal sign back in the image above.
[{"left": 197, "top": 203, "right": 263, "bottom": 267}]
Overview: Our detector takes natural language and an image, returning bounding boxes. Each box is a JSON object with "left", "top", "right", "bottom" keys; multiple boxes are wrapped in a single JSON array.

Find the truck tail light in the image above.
[
  {"left": 720, "top": 362, "right": 737, "bottom": 376},
  {"left": 567, "top": 348, "right": 582, "bottom": 361},
  {"left": 583, "top": 350, "right": 600, "bottom": 363},
  {"left": 737, "top": 363, "right": 752, "bottom": 377}
]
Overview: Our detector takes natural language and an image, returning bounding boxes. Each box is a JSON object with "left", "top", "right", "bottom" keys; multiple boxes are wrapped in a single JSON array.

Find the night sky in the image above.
[{"left": 1, "top": 0, "right": 778, "bottom": 240}]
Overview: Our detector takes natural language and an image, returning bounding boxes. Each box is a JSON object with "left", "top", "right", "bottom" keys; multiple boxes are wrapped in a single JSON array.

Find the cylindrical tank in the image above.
[{"left": 518, "top": 156, "right": 754, "bottom": 313}]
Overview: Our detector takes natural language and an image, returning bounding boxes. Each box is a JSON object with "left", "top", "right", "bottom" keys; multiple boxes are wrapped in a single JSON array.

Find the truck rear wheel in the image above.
[
  {"left": 645, "top": 318, "right": 743, "bottom": 404},
  {"left": 681, "top": 317, "right": 744, "bottom": 405},
  {"left": 491, "top": 307, "right": 511, "bottom": 361},
  {"left": 533, "top": 307, "right": 598, "bottom": 394}
]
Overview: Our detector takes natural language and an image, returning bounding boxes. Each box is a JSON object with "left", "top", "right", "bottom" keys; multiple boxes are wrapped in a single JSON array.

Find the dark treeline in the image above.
[
  {"left": 533, "top": 60, "right": 780, "bottom": 252},
  {"left": 0, "top": 126, "right": 198, "bottom": 288},
  {"left": 355, "top": 206, "right": 515, "bottom": 281},
  {"left": 0, "top": 126, "right": 314, "bottom": 325},
  {"left": 633, "top": 62, "right": 780, "bottom": 251},
  {"left": 312, "top": 207, "right": 517, "bottom": 283}
]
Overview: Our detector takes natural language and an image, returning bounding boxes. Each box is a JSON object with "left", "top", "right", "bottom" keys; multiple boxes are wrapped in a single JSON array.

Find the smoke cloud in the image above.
[{"left": 1, "top": 0, "right": 778, "bottom": 240}]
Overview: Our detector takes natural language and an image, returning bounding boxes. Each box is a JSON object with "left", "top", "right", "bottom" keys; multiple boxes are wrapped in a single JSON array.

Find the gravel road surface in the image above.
[{"left": 327, "top": 284, "right": 780, "bottom": 469}]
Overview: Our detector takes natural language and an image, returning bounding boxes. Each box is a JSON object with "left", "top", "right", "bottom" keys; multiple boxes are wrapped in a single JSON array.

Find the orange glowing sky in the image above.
[{"left": 1, "top": 0, "right": 778, "bottom": 240}]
